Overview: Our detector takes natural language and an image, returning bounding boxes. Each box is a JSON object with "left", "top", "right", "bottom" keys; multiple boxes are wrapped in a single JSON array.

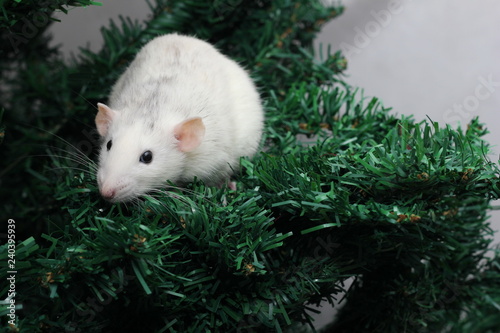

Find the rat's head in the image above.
[{"left": 94, "top": 103, "right": 205, "bottom": 202}]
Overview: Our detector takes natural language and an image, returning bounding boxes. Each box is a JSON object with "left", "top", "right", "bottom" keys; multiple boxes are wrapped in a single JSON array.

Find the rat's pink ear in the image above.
[
  {"left": 174, "top": 117, "right": 205, "bottom": 152},
  {"left": 95, "top": 103, "right": 117, "bottom": 137}
]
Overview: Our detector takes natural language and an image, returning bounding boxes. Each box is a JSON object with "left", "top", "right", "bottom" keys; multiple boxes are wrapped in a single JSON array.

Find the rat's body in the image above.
[{"left": 95, "top": 34, "right": 263, "bottom": 202}]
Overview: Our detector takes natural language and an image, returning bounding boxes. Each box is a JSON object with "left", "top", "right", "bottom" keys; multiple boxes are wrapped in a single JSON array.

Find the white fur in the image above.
[{"left": 96, "top": 34, "right": 263, "bottom": 202}]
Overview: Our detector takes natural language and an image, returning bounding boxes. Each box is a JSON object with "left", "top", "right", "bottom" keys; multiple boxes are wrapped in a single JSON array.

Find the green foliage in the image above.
[
  {"left": 0, "top": 0, "right": 102, "bottom": 63},
  {"left": 0, "top": 108, "right": 4, "bottom": 146},
  {"left": 1, "top": 0, "right": 500, "bottom": 332}
]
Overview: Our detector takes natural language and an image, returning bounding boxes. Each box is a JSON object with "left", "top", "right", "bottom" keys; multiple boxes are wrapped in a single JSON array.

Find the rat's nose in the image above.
[{"left": 100, "top": 187, "right": 116, "bottom": 201}]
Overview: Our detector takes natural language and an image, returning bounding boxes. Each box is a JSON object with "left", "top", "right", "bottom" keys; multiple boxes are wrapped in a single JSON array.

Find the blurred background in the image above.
[
  {"left": 48, "top": 0, "right": 500, "bottom": 329},
  {"left": 313, "top": 0, "right": 500, "bottom": 244}
]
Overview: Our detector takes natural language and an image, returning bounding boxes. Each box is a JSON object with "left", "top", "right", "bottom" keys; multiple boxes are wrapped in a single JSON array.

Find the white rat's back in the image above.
[{"left": 96, "top": 34, "right": 263, "bottom": 201}]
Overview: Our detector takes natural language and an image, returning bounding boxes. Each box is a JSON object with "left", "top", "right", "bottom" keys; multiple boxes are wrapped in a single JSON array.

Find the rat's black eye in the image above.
[
  {"left": 140, "top": 150, "right": 153, "bottom": 164},
  {"left": 106, "top": 140, "right": 112, "bottom": 151}
]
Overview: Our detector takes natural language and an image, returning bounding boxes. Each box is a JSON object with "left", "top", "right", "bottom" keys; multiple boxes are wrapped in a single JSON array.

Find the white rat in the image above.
[{"left": 95, "top": 34, "right": 263, "bottom": 202}]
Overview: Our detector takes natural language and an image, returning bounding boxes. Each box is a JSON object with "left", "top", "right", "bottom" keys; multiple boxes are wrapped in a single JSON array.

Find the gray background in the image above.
[
  {"left": 49, "top": 0, "right": 500, "bottom": 329},
  {"left": 314, "top": 0, "right": 500, "bottom": 244}
]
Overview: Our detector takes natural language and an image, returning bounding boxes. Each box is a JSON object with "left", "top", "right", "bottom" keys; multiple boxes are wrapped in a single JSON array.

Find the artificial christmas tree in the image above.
[{"left": 1, "top": 1, "right": 500, "bottom": 332}]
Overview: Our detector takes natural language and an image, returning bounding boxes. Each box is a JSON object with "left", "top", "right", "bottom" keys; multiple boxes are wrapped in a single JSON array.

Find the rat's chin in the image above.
[
  {"left": 104, "top": 195, "right": 127, "bottom": 203},
  {"left": 103, "top": 192, "right": 140, "bottom": 203}
]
